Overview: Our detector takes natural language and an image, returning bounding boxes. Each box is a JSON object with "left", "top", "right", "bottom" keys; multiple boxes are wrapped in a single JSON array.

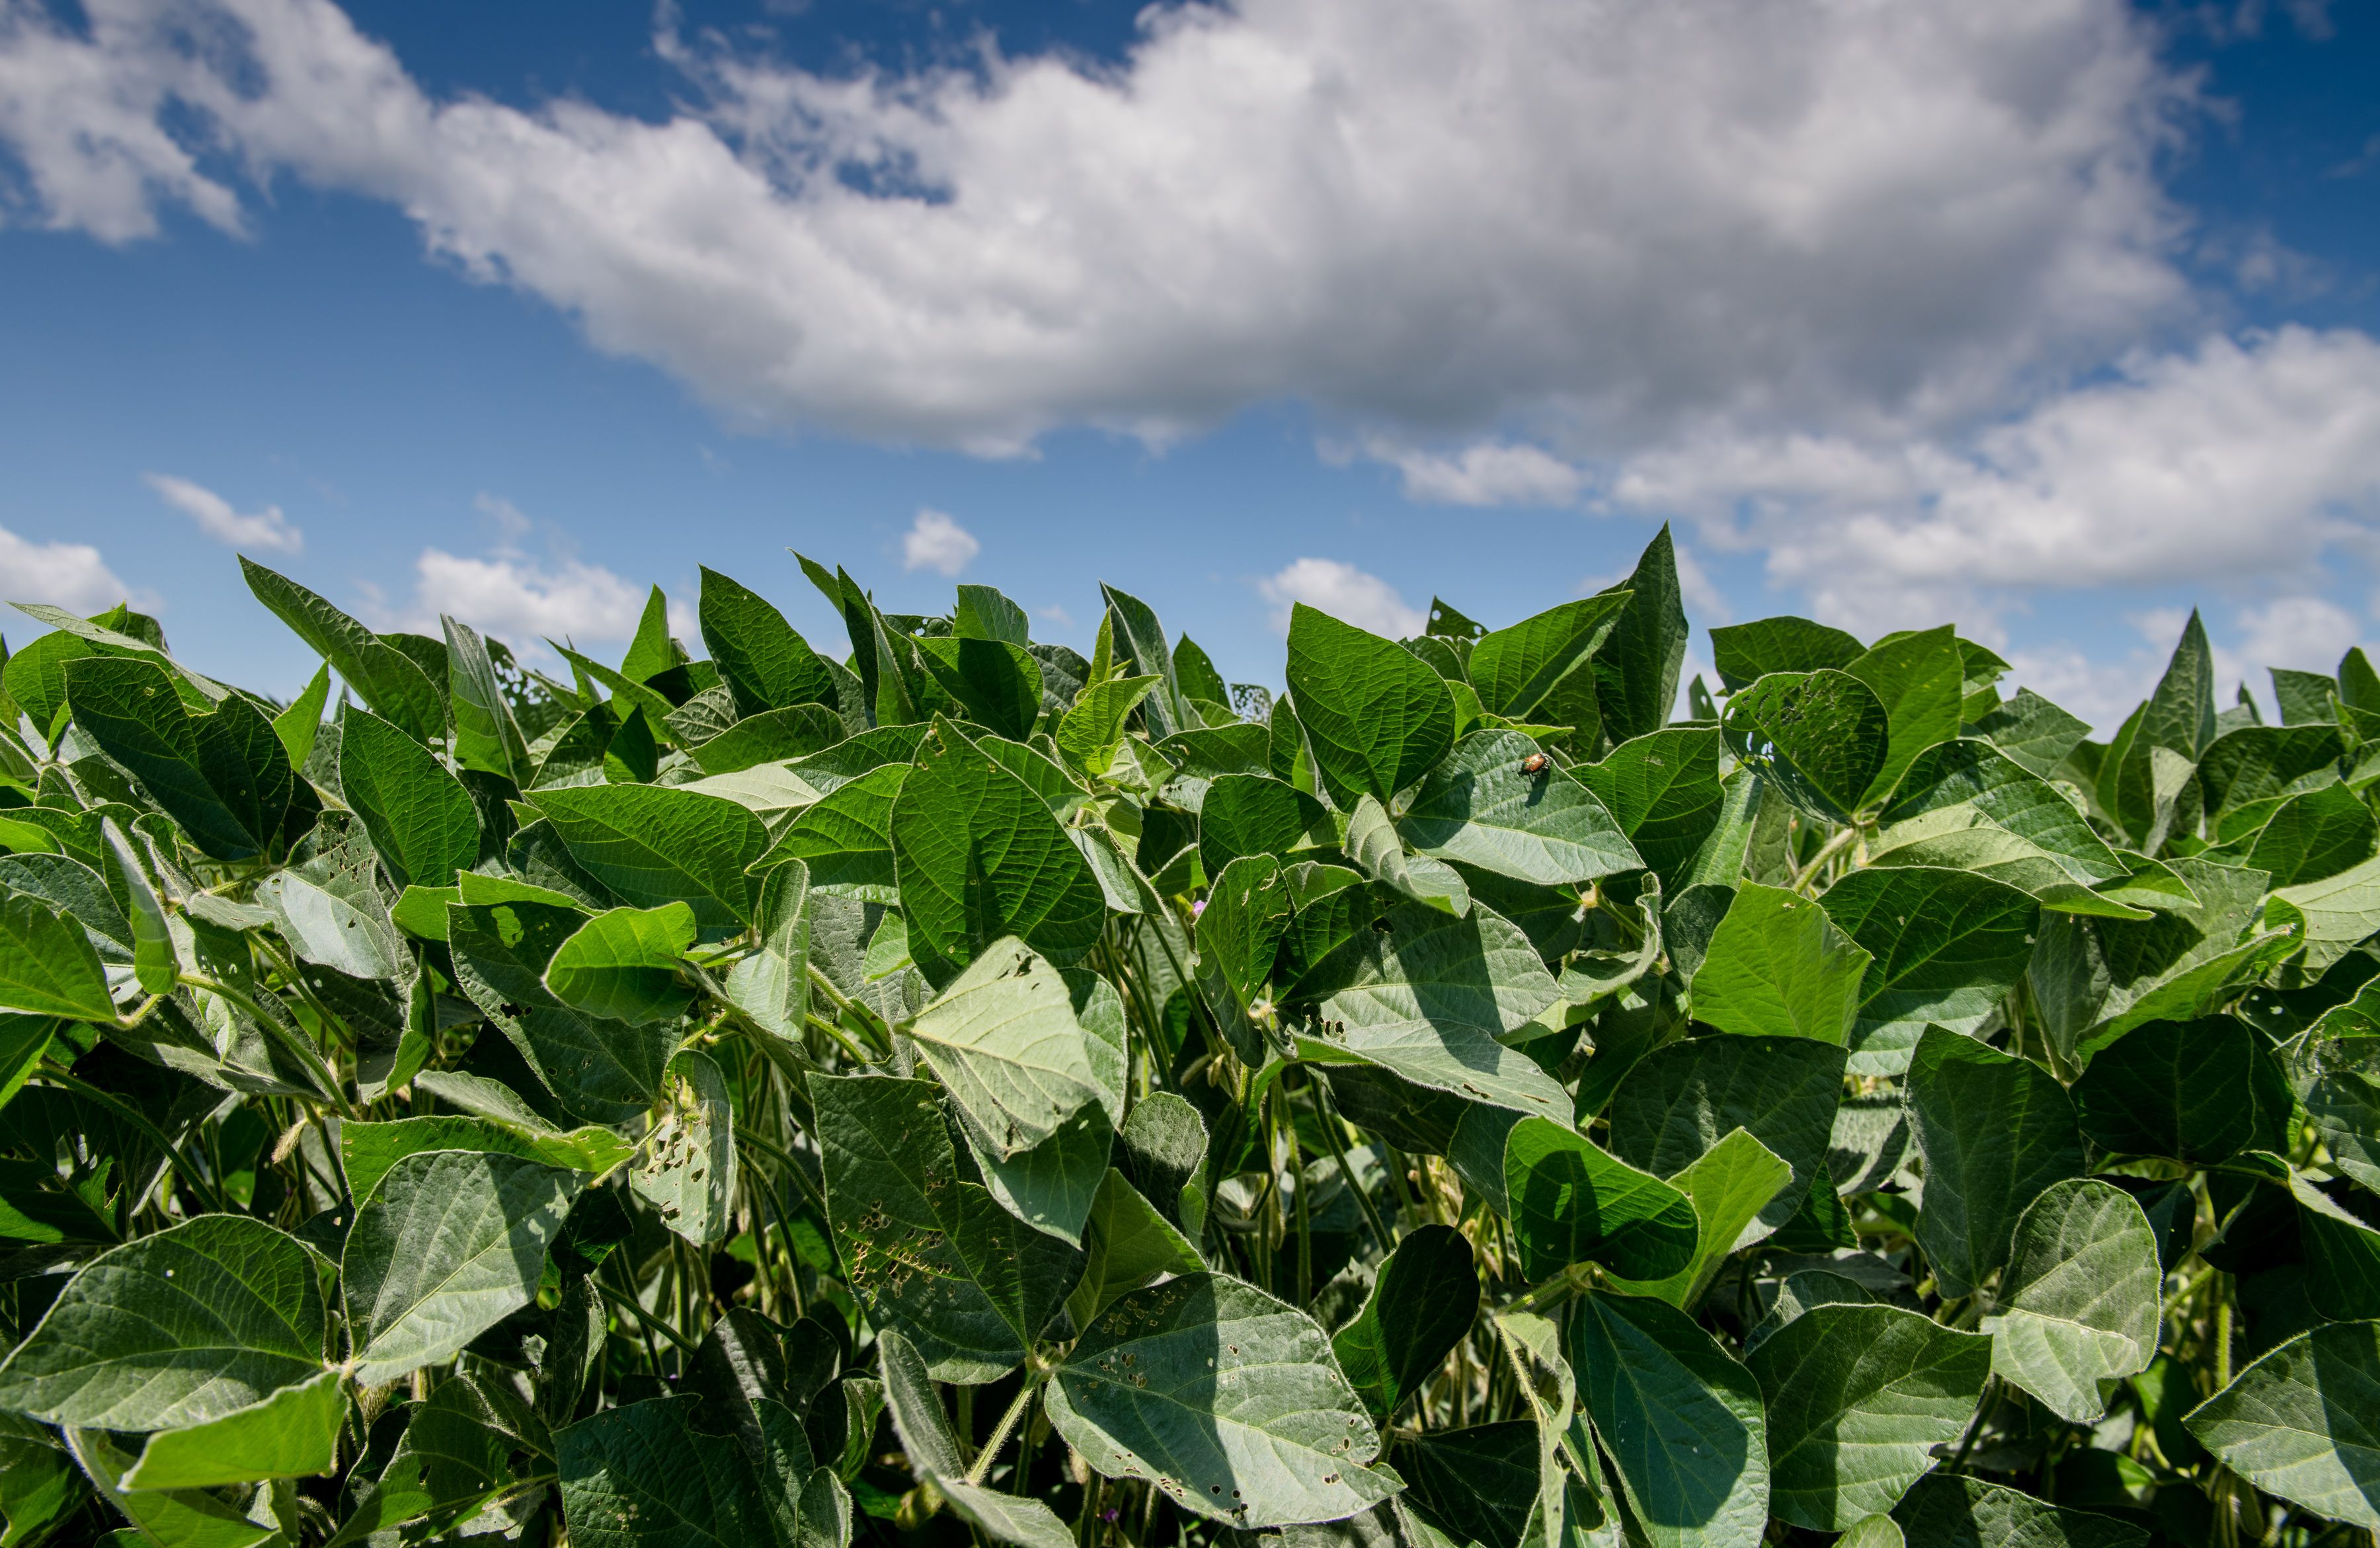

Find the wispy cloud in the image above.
[
  {"left": 360, "top": 494, "right": 647, "bottom": 661},
  {"left": 145, "top": 473, "right": 303, "bottom": 555}
]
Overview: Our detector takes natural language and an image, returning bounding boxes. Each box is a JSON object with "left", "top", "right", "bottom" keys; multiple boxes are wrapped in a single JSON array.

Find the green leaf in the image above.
[
  {"left": 1331, "top": 1224, "right": 1479, "bottom": 1424},
  {"left": 1398, "top": 730, "right": 1642, "bottom": 886},
  {"left": 1890, "top": 1474, "right": 2149, "bottom": 1547},
  {"left": 1400, "top": 1422, "right": 1540, "bottom": 1548},
  {"left": 890, "top": 721, "right": 1107, "bottom": 980},
  {"left": 1983, "top": 1179, "right": 2161, "bottom": 1422},
  {"left": 1286, "top": 603, "right": 1457, "bottom": 810},
  {"left": 448, "top": 899, "right": 674, "bottom": 1123},
  {"left": 257, "top": 853, "right": 408, "bottom": 983},
  {"left": 699, "top": 566, "right": 835, "bottom": 717},
  {"left": 918, "top": 637, "right": 1045, "bottom": 742},
  {"left": 1057, "top": 675, "right": 1162, "bottom": 779},
  {"left": 2198, "top": 723, "right": 2346, "bottom": 820},
  {"left": 240, "top": 556, "right": 444, "bottom": 742},
  {"left": 2030, "top": 859, "right": 2292, "bottom": 1063},
  {"left": 339, "top": 1114, "right": 633, "bottom": 1206},
  {"left": 2240, "top": 782, "right": 2376, "bottom": 888},
  {"left": 62, "top": 1427, "right": 277, "bottom": 1548},
  {"left": 910, "top": 937, "right": 1105, "bottom": 1157},
  {"left": 1970, "top": 689, "right": 2092, "bottom": 779},
  {"left": 1745, "top": 1304, "right": 1992, "bottom": 1531},
  {"left": 444, "top": 616, "right": 532, "bottom": 783},
  {"left": 2069, "top": 1016, "right": 2282, "bottom": 1165},
  {"left": 119, "top": 1370, "right": 344, "bottom": 1490},
  {"left": 1098, "top": 582, "right": 1191, "bottom": 739},
  {"left": 0, "top": 890, "right": 116, "bottom": 1021},
  {"left": 1347, "top": 793, "right": 1471, "bottom": 915},
  {"left": 557, "top": 1393, "right": 799, "bottom": 1548},
  {"left": 1296, "top": 900, "right": 1567, "bottom": 1114},
  {"left": 2184, "top": 1320, "right": 2380, "bottom": 1531},
  {"left": 764, "top": 763, "right": 907, "bottom": 902},
  {"left": 955, "top": 584, "right": 1032, "bottom": 646},
  {"left": 1605, "top": 1128, "right": 1793, "bottom": 1309},
  {"left": 1574, "top": 728, "right": 1726, "bottom": 893},
  {"left": 272, "top": 660, "right": 331, "bottom": 770},
  {"left": 1906, "top": 1026, "right": 2085, "bottom": 1297},
  {"left": 1047, "top": 1272, "right": 1396, "bottom": 1528},
  {"left": 811, "top": 1072, "right": 1074, "bottom": 1381},
  {"left": 1837, "top": 1517, "right": 1905, "bottom": 1548},
  {"left": 1815, "top": 867, "right": 2040, "bottom": 1074},
  {"left": 1065, "top": 1167, "right": 1205, "bottom": 1333},
  {"left": 342, "top": 1149, "right": 582, "bottom": 1385},
  {"left": 1608, "top": 1034, "right": 1848, "bottom": 1249},
  {"left": 63, "top": 655, "right": 279, "bottom": 861},
  {"left": 338, "top": 707, "right": 479, "bottom": 889},
  {"left": 1572, "top": 1289, "right": 1770, "bottom": 1548},
  {"left": 1590, "top": 525, "right": 1690, "bottom": 746},
  {"left": 631, "top": 1050, "right": 738, "bottom": 1245},
  {"left": 1502, "top": 1117, "right": 1696, "bottom": 1281},
  {"left": 1687, "top": 883, "right": 1871, "bottom": 1044},
  {"left": 1707, "top": 617, "right": 1864, "bottom": 693},
  {"left": 531, "top": 783, "right": 768, "bottom": 931},
  {"left": 617, "top": 583, "right": 676, "bottom": 685},
  {"left": 1200, "top": 774, "right": 1332, "bottom": 876},
  {"left": 1199, "top": 855, "right": 1293, "bottom": 1009},
  {"left": 1468, "top": 596, "right": 1631, "bottom": 720},
  {"left": 688, "top": 704, "right": 848, "bottom": 776},
  {"left": 1870, "top": 740, "right": 2130, "bottom": 912},
  {"left": 545, "top": 903, "right": 697, "bottom": 1025},
  {"left": 725, "top": 859, "right": 812, "bottom": 1046},
  {"left": 1842, "top": 626, "right": 1964, "bottom": 807},
  {"left": 1720, "top": 670, "right": 1889, "bottom": 824},
  {"left": 0, "top": 1215, "right": 325, "bottom": 1430},
  {"left": 2272, "top": 853, "right": 2380, "bottom": 974}
]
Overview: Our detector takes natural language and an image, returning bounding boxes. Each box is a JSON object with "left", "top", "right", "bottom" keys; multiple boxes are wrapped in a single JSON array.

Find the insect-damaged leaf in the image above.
[
  {"left": 1048, "top": 1272, "right": 1397, "bottom": 1528},
  {"left": 1721, "top": 670, "right": 1888, "bottom": 825},
  {"left": 812, "top": 1073, "right": 1083, "bottom": 1381},
  {"left": 631, "top": 1050, "right": 738, "bottom": 1245},
  {"left": 908, "top": 936, "right": 1106, "bottom": 1158}
]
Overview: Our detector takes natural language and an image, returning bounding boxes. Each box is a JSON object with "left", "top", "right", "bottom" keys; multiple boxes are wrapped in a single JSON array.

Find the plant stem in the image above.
[
  {"left": 1310, "top": 1075, "right": 1394, "bottom": 1249},
  {"left": 1792, "top": 824, "right": 1858, "bottom": 896},
  {"left": 967, "top": 1375, "right": 1044, "bottom": 1487},
  {"left": 39, "top": 1065, "right": 233, "bottom": 1215},
  {"left": 594, "top": 1277, "right": 699, "bottom": 1356},
  {"left": 1946, "top": 1374, "right": 1999, "bottom": 1475}
]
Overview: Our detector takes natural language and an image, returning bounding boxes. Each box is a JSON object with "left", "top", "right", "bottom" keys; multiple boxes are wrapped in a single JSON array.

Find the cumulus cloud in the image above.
[
  {"left": 2235, "top": 596, "right": 2363, "bottom": 677},
  {"left": 145, "top": 472, "right": 303, "bottom": 554},
  {"left": 0, "top": 0, "right": 2188, "bottom": 454},
  {"left": 902, "top": 510, "right": 979, "bottom": 576},
  {"left": 1619, "top": 327, "right": 2380, "bottom": 639},
  {"left": 359, "top": 496, "right": 647, "bottom": 660},
  {"left": 1371, "top": 440, "right": 1587, "bottom": 508},
  {"left": 1259, "top": 558, "right": 1426, "bottom": 639},
  {"left": 0, "top": 523, "right": 138, "bottom": 615}
]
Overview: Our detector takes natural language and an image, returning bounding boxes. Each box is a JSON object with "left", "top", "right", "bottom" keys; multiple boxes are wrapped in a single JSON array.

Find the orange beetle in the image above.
[{"left": 1521, "top": 752, "right": 1550, "bottom": 775}]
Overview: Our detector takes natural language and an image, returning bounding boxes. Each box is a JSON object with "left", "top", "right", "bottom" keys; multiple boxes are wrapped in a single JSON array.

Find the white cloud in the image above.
[
  {"left": 1039, "top": 604, "right": 1074, "bottom": 629},
  {"left": 1618, "top": 327, "right": 2380, "bottom": 639},
  {"left": 902, "top": 509, "right": 978, "bottom": 576},
  {"left": 0, "top": 523, "right": 138, "bottom": 616},
  {"left": 0, "top": 0, "right": 2188, "bottom": 453},
  {"left": 359, "top": 498, "right": 646, "bottom": 659},
  {"left": 1259, "top": 558, "right": 1426, "bottom": 639},
  {"left": 2233, "top": 596, "right": 2362, "bottom": 677},
  {"left": 145, "top": 472, "right": 303, "bottom": 555},
  {"left": 1370, "top": 440, "right": 1587, "bottom": 508}
]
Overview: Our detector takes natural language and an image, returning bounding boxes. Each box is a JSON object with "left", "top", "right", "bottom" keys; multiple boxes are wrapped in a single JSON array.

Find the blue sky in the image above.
[{"left": 1, "top": 0, "right": 2377, "bottom": 728}]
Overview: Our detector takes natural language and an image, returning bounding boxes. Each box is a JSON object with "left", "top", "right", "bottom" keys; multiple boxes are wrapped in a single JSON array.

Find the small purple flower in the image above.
[
  {"left": 1102, "top": 1508, "right": 1122, "bottom": 1524},
  {"left": 1191, "top": 897, "right": 1207, "bottom": 919}
]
